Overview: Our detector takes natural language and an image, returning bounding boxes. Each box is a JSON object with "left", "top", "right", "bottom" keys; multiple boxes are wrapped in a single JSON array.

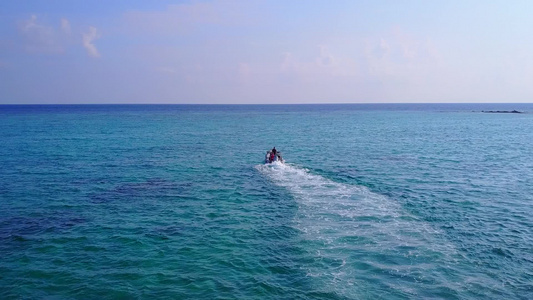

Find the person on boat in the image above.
[
  {"left": 272, "top": 147, "right": 277, "bottom": 155},
  {"left": 265, "top": 151, "right": 271, "bottom": 163},
  {"left": 269, "top": 151, "right": 275, "bottom": 163}
]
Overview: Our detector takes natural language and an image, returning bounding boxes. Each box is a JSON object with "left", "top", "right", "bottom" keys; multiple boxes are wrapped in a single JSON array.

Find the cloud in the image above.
[
  {"left": 316, "top": 45, "right": 337, "bottom": 67},
  {"left": 17, "top": 15, "right": 78, "bottom": 55},
  {"left": 19, "top": 15, "right": 63, "bottom": 53},
  {"left": 82, "top": 27, "right": 101, "bottom": 58},
  {"left": 365, "top": 28, "right": 443, "bottom": 78},
  {"left": 280, "top": 52, "right": 295, "bottom": 72},
  {"left": 17, "top": 15, "right": 101, "bottom": 58},
  {"left": 372, "top": 38, "right": 390, "bottom": 59},
  {"left": 61, "top": 18, "right": 71, "bottom": 35},
  {"left": 122, "top": 0, "right": 249, "bottom": 35},
  {"left": 278, "top": 45, "right": 358, "bottom": 81}
]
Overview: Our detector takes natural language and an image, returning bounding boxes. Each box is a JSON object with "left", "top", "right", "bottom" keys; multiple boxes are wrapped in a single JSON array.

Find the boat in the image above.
[{"left": 265, "top": 149, "right": 283, "bottom": 164}]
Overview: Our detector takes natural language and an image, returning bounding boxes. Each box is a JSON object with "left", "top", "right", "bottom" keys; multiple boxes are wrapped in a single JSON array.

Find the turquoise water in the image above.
[{"left": 1, "top": 104, "right": 532, "bottom": 299}]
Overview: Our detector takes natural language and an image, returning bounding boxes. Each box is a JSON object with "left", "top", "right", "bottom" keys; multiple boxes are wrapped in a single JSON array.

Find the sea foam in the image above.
[{"left": 256, "top": 162, "right": 457, "bottom": 297}]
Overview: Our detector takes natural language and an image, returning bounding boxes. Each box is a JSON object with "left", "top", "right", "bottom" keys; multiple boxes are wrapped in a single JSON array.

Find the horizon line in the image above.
[{"left": 1, "top": 102, "right": 532, "bottom": 106}]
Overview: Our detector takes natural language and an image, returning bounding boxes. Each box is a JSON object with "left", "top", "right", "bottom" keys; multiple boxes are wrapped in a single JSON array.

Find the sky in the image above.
[{"left": 1, "top": 0, "right": 532, "bottom": 104}]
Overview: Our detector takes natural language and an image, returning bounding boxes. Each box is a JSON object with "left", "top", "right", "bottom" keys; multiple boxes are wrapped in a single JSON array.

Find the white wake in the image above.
[{"left": 256, "top": 162, "right": 457, "bottom": 297}]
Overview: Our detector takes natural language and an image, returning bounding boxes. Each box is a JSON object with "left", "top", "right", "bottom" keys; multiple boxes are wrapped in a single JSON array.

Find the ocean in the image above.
[{"left": 0, "top": 104, "right": 532, "bottom": 299}]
